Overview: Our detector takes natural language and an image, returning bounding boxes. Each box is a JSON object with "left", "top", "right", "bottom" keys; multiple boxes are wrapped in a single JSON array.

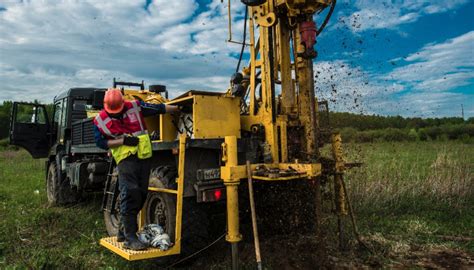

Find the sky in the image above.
[{"left": 0, "top": 0, "right": 473, "bottom": 118}]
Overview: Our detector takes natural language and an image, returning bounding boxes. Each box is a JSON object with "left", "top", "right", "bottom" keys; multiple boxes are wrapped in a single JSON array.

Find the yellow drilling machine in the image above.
[
  {"left": 9, "top": 0, "right": 357, "bottom": 268},
  {"left": 98, "top": 0, "right": 350, "bottom": 268}
]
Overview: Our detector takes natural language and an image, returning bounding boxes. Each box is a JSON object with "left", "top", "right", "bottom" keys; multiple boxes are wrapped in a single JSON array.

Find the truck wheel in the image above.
[
  {"left": 103, "top": 195, "right": 121, "bottom": 236},
  {"left": 103, "top": 168, "right": 121, "bottom": 236},
  {"left": 145, "top": 166, "right": 210, "bottom": 262},
  {"left": 46, "top": 162, "right": 60, "bottom": 205},
  {"left": 46, "top": 162, "right": 80, "bottom": 206}
]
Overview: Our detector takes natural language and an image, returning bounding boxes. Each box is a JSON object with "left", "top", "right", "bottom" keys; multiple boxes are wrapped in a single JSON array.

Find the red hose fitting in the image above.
[{"left": 299, "top": 20, "right": 318, "bottom": 59}]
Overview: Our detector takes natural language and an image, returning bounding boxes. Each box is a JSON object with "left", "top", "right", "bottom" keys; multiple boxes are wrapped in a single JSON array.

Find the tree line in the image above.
[
  {"left": 326, "top": 112, "right": 474, "bottom": 143},
  {"left": 329, "top": 112, "right": 472, "bottom": 130},
  {"left": 0, "top": 100, "right": 472, "bottom": 143}
]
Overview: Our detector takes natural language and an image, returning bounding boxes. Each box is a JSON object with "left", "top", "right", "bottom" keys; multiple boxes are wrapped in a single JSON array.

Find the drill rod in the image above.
[
  {"left": 231, "top": 243, "right": 239, "bottom": 270},
  {"left": 246, "top": 161, "right": 263, "bottom": 270}
]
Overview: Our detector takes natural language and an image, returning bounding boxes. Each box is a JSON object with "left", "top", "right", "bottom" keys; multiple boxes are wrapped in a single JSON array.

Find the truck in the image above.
[
  {"left": 10, "top": 1, "right": 356, "bottom": 269},
  {"left": 9, "top": 81, "right": 168, "bottom": 204},
  {"left": 9, "top": 80, "right": 243, "bottom": 260}
]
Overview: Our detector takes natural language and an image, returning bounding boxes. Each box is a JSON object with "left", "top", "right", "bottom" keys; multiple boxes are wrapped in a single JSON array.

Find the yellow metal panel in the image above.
[
  {"left": 193, "top": 95, "right": 241, "bottom": 139},
  {"left": 165, "top": 95, "right": 194, "bottom": 105},
  {"left": 159, "top": 114, "right": 176, "bottom": 141},
  {"left": 144, "top": 115, "right": 160, "bottom": 135},
  {"left": 240, "top": 115, "right": 264, "bottom": 131},
  {"left": 100, "top": 237, "right": 180, "bottom": 261}
]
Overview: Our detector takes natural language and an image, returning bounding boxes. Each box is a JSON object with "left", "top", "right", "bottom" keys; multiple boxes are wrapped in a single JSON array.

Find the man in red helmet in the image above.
[{"left": 93, "top": 88, "right": 180, "bottom": 250}]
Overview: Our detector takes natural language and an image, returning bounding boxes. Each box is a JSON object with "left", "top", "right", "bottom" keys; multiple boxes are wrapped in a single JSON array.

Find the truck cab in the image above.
[
  {"left": 10, "top": 88, "right": 106, "bottom": 158},
  {"left": 10, "top": 88, "right": 108, "bottom": 205}
]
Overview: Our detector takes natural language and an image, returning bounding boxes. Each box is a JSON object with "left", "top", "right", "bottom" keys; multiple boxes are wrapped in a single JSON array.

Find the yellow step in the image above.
[{"left": 100, "top": 236, "right": 180, "bottom": 261}]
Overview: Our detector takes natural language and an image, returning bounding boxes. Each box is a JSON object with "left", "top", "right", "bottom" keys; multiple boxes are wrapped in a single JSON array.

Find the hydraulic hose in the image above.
[
  {"left": 236, "top": 7, "right": 248, "bottom": 72},
  {"left": 316, "top": 0, "right": 336, "bottom": 36}
]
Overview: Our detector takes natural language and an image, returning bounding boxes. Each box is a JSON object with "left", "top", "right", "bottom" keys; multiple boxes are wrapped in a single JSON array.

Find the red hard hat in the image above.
[{"left": 103, "top": 88, "right": 124, "bottom": 114}]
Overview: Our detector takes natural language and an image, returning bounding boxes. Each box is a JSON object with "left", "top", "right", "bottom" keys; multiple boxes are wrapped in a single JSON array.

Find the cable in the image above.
[
  {"left": 166, "top": 233, "right": 226, "bottom": 268},
  {"left": 316, "top": 0, "right": 336, "bottom": 36},
  {"left": 236, "top": 7, "right": 248, "bottom": 73}
]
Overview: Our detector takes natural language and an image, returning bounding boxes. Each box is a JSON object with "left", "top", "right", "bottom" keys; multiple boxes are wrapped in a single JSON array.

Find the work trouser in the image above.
[{"left": 117, "top": 155, "right": 151, "bottom": 220}]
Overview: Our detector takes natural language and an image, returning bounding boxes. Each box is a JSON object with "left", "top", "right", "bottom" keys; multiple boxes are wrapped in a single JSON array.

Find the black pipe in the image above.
[
  {"left": 236, "top": 7, "right": 248, "bottom": 73},
  {"left": 231, "top": 243, "right": 239, "bottom": 270},
  {"left": 316, "top": 0, "right": 336, "bottom": 36}
]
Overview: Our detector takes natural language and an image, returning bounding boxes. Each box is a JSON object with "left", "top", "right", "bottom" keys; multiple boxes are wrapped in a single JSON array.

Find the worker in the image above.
[{"left": 93, "top": 88, "right": 181, "bottom": 250}]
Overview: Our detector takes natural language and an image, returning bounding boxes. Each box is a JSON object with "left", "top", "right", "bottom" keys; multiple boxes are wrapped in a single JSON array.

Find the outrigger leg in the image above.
[{"left": 222, "top": 136, "right": 242, "bottom": 270}]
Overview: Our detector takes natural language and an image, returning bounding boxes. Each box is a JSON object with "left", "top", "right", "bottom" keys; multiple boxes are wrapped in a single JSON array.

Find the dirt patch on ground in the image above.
[
  {"left": 190, "top": 234, "right": 474, "bottom": 269},
  {"left": 403, "top": 248, "right": 473, "bottom": 269}
]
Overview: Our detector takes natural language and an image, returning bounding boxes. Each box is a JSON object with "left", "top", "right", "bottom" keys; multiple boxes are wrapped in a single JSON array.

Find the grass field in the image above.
[
  {"left": 0, "top": 141, "right": 473, "bottom": 269},
  {"left": 341, "top": 142, "right": 474, "bottom": 268}
]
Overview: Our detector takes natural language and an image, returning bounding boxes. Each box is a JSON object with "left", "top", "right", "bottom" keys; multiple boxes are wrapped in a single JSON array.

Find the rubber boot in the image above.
[
  {"left": 117, "top": 219, "right": 125, "bottom": 242},
  {"left": 123, "top": 215, "right": 147, "bottom": 250}
]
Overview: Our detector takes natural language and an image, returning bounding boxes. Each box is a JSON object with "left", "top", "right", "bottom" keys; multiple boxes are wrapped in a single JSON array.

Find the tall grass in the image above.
[
  {"left": 336, "top": 142, "right": 474, "bottom": 260},
  {"left": 344, "top": 142, "right": 473, "bottom": 211}
]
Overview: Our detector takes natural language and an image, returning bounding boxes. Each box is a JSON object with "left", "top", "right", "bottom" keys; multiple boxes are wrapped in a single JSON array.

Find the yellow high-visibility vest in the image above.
[{"left": 110, "top": 134, "right": 152, "bottom": 164}]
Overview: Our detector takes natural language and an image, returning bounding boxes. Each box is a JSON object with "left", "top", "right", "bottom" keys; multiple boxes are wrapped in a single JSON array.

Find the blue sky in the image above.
[{"left": 0, "top": 0, "right": 472, "bottom": 118}]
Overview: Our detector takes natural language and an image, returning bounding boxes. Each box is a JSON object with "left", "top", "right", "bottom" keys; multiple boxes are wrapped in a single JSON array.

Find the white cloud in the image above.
[
  {"left": 0, "top": 0, "right": 471, "bottom": 118},
  {"left": 342, "top": 0, "right": 469, "bottom": 32},
  {"left": 375, "top": 91, "right": 468, "bottom": 118},
  {"left": 314, "top": 31, "right": 474, "bottom": 117},
  {"left": 313, "top": 58, "right": 472, "bottom": 117},
  {"left": 0, "top": 0, "right": 243, "bottom": 102},
  {"left": 387, "top": 31, "right": 474, "bottom": 92}
]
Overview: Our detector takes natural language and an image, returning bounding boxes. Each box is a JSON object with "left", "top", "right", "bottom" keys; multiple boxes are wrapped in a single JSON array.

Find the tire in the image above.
[
  {"left": 145, "top": 166, "right": 210, "bottom": 262},
  {"left": 46, "top": 162, "right": 60, "bottom": 205},
  {"left": 46, "top": 161, "right": 80, "bottom": 206},
  {"left": 103, "top": 168, "right": 121, "bottom": 236}
]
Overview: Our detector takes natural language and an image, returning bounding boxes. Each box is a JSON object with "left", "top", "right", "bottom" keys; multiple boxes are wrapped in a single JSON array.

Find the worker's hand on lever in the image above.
[
  {"left": 123, "top": 136, "right": 139, "bottom": 146},
  {"left": 164, "top": 104, "right": 180, "bottom": 113},
  {"left": 164, "top": 104, "right": 192, "bottom": 114},
  {"left": 107, "top": 136, "right": 139, "bottom": 148}
]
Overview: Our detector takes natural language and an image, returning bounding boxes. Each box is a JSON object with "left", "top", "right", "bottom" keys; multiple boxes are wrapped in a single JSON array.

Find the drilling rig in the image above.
[
  {"left": 5, "top": 0, "right": 360, "bottom": 269},
  {"left": 10, "top": 0, "right": 355, "bottom": 268},
  {"left": 98, "top": 0, "right": 348, "bottom": 268}
]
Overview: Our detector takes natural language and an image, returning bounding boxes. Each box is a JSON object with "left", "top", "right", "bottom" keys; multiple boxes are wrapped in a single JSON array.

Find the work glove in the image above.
[
  {"left": 179, "top": 105, "right": 192, "bottom": 114},
  {"left": 123, "top": 136, "right": 139, "bottom": 146}
]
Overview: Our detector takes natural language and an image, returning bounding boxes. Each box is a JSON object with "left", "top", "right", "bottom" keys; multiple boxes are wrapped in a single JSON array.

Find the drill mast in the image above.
[{"left": 237, "top": 0, "right": 333, "bottom": 163}]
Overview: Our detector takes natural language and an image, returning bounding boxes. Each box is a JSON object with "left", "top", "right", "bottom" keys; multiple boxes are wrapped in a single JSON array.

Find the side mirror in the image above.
[{"left": 92, "top": 89, "right": 106, "bottom": 109}]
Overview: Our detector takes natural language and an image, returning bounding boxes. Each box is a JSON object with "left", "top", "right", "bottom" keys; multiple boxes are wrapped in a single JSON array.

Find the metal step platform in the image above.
[
  {"left": 100, "top": 236, "right": 180, "bottom": 261},
  {"left": 99, "top": 135, "right": 187, "bottom": 261}
]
